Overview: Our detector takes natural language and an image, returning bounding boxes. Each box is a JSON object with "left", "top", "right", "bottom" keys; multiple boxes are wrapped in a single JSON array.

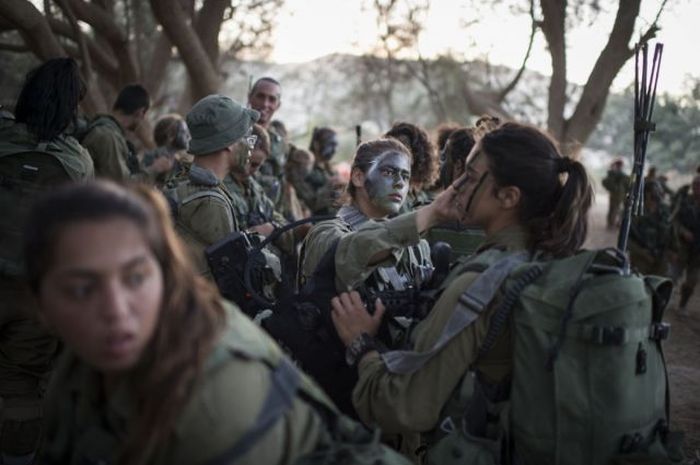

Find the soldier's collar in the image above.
[
  {"left": 338, "top": 204, "right": 369, "bottom": 230},
  {"left": 189, "top": 164, "right": 220, "bottom": 186}
]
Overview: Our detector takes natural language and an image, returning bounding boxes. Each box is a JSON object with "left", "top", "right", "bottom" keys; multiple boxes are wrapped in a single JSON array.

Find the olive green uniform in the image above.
[
  {"left": 351, "top": 227, "right": 527, "bottom": 461},
  {"left": 41, "top": 303, "right": 332, "bottom": 465},
  {"left": 602, "top": 170, "right": 630, "bottom": 229},
  {"left": 81, "top": 115, "right": 137, "bottom": 182},
  {"left": 170, "top": 165, "right": 240, "bottom": 278},
  {"left": 290, "top": 163, "right": 338, "bottom": 216},
  {"left": 629, "top": 203, "right": 674, "bottom": 276},
  {"left": 674, "top": 189, "right": 700, "bottom": 310},
  {"left": 223, "top": 174, "right": 295, "bottom": 255},
  {"left": 299, "top": 206, "right": 433, "bottom": 293},
  {"left": 255, "top": 126, "right": 287, "bottom": 208},
  {"left": 0, "top": 122, "right": 94, "bottom": 458}
]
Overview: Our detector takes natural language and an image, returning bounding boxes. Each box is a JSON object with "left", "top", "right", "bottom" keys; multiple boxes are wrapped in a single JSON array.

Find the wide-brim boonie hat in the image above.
[{"left": 186, "top": 94, "right": 259, "bottom": 156}]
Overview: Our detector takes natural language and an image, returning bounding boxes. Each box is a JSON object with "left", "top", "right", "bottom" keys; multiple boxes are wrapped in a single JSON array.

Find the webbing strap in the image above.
[
  {"left": 206, "top": 358, "right": 301, "bottom": 465},
  {"left": 381, "top": 252, "right": 528, "bottom": 374},
  {"left": 180, "top": 190, "right": 231, "bottom": 208}
]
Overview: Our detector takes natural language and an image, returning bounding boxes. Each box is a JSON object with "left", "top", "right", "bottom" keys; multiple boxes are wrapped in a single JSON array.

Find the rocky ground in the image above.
[{"left": 585, "top": 194, "right": 700, "bottom": 461}]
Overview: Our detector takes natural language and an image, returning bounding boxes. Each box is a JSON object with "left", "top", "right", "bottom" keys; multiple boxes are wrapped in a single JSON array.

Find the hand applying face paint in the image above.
[{"left": 363, "top": 150, "right": 411, "bottom": 215}]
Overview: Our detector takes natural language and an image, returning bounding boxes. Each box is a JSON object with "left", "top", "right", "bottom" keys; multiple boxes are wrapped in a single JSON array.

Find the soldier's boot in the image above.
[{"left": 0, "top": 396, "right": 42, "bottom": 465}]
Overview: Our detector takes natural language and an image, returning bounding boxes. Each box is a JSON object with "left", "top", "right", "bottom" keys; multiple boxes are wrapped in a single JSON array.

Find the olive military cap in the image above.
[{"left": 187, "top": 94, "right": 259, "bottom": 156}]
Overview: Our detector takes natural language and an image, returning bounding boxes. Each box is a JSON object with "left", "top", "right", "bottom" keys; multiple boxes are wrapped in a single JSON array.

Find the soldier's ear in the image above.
[
  {"left": 351, "top": 167, "right": 365, "bottom": 189},
  {"left": 496, "top": 185, "right": 521, "bottom": 210}
]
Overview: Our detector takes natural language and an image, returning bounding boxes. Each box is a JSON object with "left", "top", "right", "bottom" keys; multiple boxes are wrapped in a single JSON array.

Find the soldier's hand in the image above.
[
  {"left": 248, "top": 222, "right": 275, "bottom": 237},
  {"left": 331, "top": 291, "right": 385, "bottom": 347},
  {"left": 415, "top": 175, "right": 470, "bottom": 232}
]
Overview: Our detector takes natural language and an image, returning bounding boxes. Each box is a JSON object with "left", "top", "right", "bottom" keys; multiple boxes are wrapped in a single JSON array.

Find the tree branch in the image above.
[
  {"left": 48, "top": 17, "right": 120, "bottom": 82},
  {"left": 54, "top": 0, "right": 108, "bottom": 113},
  {"left": 564, "top": 0, "right": 643, "bottom": 154},
  {"left": 67, "top": 0, "right": 140, "bottom": 83},
  {"left": 0, "top": 0, "right": 65, "bottom": 59},
  {"left": 150, "top": 0, "right": 221, "bottom": 100},
  {"left": 498, "top": 0, "right": 538, "bottom": 101}
]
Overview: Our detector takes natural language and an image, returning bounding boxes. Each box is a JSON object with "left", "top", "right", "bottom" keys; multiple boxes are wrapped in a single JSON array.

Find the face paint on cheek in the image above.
[
  {"left": 364, "top": 151, "right": 410, "bottom": 214},
  {"left": 231, "top": 143, "right": 251, "bottom": 174}
]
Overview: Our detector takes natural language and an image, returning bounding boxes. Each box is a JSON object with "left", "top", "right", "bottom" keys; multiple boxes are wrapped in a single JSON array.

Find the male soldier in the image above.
[
  {"left": 81, "top": 84, "right": 150, "bottom": 181},
  {"left": 602, "top": 158, "right": 630, "bottom": 230},
  {"left": 168, "top": 94, "right": 258, "bottom": 278},
  {"left": 674, "top": 173, "right": 700, "bottom": 315},
  {"left": 247, "top": 77, "right": 287, "bottom": 205},
  {"left": 0, "top": 58, "right": 94, "bottom": 465}
]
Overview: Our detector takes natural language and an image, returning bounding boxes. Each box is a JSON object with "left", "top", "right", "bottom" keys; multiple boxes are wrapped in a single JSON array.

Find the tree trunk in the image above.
[
  {"left": 539, "top": 0, "right": 567, "bottom": 141},
  {"left": 563, "top": 0, "right": 642, "bottom": 154},
  {"left": 150, "top": 0, "right": 221, "bottom": 102}
]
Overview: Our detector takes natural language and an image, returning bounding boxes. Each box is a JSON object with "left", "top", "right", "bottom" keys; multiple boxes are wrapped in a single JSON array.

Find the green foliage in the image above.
[{"left": 588, "top": 78, "right": 700, "bottom": 172}]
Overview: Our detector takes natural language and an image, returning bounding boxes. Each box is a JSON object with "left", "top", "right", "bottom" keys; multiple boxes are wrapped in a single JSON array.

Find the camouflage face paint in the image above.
[
  {"left": 364, "top": 151, "right": 411, "bottom": 215},
  {"left": 230, "top": 140, "right": 251, "bottom": 175}
]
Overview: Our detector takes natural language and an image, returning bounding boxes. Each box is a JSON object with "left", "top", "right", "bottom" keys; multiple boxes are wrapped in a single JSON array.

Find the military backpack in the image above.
[
  {"left": 0, "top": 125, "right": 91, "bottom": 276},
  {"left": 381, "top": 248, "right": 682, "bottom": 465}
]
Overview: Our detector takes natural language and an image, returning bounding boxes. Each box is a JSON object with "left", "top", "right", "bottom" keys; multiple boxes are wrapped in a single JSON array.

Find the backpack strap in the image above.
[
  {"left": 380, "top": 252, "right": 529, "bottom": 375},
  {"left": 205, "top": 357, "right": 301, "bottom": 465}
]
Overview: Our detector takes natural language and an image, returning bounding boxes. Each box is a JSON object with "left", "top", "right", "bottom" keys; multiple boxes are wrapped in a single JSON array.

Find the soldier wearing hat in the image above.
[{"left": 167, "top": 94, "right": 259, "bottom": 278}]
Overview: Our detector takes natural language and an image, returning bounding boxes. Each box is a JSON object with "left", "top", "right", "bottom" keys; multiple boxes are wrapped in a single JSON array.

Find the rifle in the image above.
[
  {"left": 617, "top": 41, "right": 663, "bottom": 273},
  {"left": 355, "top": 124, "right": 362, "bottom": 146}
]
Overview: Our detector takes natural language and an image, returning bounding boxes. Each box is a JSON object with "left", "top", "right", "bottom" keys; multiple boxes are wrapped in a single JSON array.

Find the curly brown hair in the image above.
[
  {"left": 24, "top": 181, "right": 226, "bottom": 463},
  {"left": 385, "top": 122, "right": 438, "bottom": 188}
]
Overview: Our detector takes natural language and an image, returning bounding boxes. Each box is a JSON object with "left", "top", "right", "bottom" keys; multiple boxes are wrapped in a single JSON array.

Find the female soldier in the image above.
[
  {"left": 290, "top": 127, "right": 343, "bottom": 215},
  {"left": 384, "top": 122, "right": 438, "bottom": 212},
  {"left": 26, "top": 181, "right": 407, "bottom": 465},
  {"left": 295, "top": 138, "right": 466, "bottom": 419},
  {"left": 330, "top": 122, "right": 592, "bottom": 462},
  {"left": 142, "top": 113, "right": 191, "bottom": 186}
]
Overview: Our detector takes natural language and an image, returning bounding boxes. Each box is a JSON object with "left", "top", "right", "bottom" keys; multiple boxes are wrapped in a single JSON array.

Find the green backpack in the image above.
[
  {"left": 382, "top": 248, "right": 682, "bottom": 465},
  {"left": 0, "top": 124, "right": 92, "bottom": 276}
]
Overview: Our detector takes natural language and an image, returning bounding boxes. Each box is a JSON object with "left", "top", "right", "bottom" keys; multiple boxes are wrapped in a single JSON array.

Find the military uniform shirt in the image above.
[
  {"left": 300, "top": 209, "right": 432, "bottom": 292},
  {"left": 81, "top": 115, "right": 132, "bottom": 182},
  {"left": 351, "top": 227, "right": 528, "bottom": 435},
  {"left": 40, "top": 303, "right": 328, "bottom": 465}
]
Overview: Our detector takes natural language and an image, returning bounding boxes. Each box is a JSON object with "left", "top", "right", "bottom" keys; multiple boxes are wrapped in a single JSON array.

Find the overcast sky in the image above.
[{"left": 267, "top": 0, "right": 697, "bottom": 95}]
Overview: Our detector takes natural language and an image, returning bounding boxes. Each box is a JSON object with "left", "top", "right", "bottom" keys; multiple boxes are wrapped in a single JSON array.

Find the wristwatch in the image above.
[{"left": 345, "top": 332, "right": 381, "bottom": 366}]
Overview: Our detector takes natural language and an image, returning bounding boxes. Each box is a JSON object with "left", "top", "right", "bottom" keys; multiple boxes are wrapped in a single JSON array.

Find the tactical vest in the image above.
[
  {"left": 380, "top": 248, "right": 681, "bottom": 465},
  {"left": 224, "top": 176, "right": 276, "bottom": 230},
  {"left": 0, "top": 123, "right": 93, "bottom": 276}
]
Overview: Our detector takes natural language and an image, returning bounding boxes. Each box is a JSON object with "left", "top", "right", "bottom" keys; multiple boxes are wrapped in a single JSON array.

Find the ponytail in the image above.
[{"left": 481, "top": 122, "right": 593, "bottom": 257}]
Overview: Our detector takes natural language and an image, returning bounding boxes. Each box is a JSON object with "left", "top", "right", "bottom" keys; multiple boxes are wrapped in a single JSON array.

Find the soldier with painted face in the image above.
[
  {"left": 223, "top": 123, "right": 296, "bottom": 257},
  {"left": 290, "top": 127, "right": 343, "bottom": 216},
  {"left": 385, "top": 122, "right": 439, "bottom": 213},
  {"left": 299, "top": 137, "right": 433, "bottom": 312},
  {"left": 167, "top": 94, "right": 258, "bottom": 278}
]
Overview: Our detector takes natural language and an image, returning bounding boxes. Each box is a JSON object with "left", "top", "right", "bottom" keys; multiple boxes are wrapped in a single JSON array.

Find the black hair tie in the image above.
[{"left": 557, "top": 157, "right": 571, "bottom": 173}]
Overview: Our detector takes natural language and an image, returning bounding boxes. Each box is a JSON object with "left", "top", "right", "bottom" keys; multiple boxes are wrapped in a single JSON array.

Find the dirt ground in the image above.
[{"left": 585, "top": 195, "right": 700, "bottom": 461}]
